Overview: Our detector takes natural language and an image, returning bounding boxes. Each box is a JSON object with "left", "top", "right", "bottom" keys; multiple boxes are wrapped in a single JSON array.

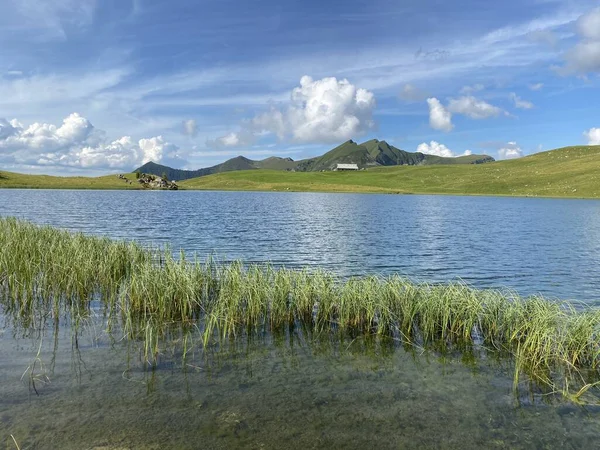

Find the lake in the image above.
[
  {"left": 1, "top": 189, "right": 600, "bottom": 448},
  {"left": 1, "top": 189, "right": 600, "bottom": 303}
]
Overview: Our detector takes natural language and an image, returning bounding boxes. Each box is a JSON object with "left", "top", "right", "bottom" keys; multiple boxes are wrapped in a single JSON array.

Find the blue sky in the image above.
[{"left": 0, "top": 0, "right": 599, "bottom": 175}]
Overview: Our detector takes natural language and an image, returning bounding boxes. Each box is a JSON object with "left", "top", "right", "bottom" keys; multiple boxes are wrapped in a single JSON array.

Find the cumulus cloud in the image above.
[
  {"left": 426, "top": 98, "right": 453, "bottom": 132},
  {"left": 447, "top": 96, "right": 506, "bottom": 119},
  {"left": 417, "top": 141, "right": 472, "bottom": 157},
  {"left": 0, "top": 113, "right": 183, "bottom": 170},
  {"left": 509, "top": 92, "right": 534, "bottom": 109},
  {"left": 399, "top": 84, "right": 429, "bottom": 102},
  {"left": 0, "top": 119, "right": 21, "bottom": 139},
  {"left": 215, "top": 132, "right": 241, "bottom": 147},
  {"left": 498, "top": 141, "right": 523, "bottom": 159},
  {"left": 560, "top": 8, "right": 600, "bottom": 74},
  {"left": 577, "top": 8, "right": 600, "bottom": 41},
  {"left": 584, "top": 128, "right": 600, "bottom": 145},
  {"left": 563, "top": 42, "right": 600, "bottom": 74},
  {"left": 206, "top": 131, "right": 256, "bottom": 149},
  {"left": 529, "top": 83, "right": 544, "bottom": 91},
  {"left": 182, "top": 119, "right": 197, "bottom": 137},
  {"left": 208, "top": 76, "right": 376, "bottom": 146},
  {"left": 138, "top": 136, "right": 181, "bottom": 166}
]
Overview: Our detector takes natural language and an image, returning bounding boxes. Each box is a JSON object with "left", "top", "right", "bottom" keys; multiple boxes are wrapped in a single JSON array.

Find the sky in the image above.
[{"left": 0, "top": 0, "right": 599, "bottom": 175}]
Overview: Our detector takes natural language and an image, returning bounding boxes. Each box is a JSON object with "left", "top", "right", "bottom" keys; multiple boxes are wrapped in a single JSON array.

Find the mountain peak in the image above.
[{"left": 360, "top": 138, "right": 383, "bottom": 147}]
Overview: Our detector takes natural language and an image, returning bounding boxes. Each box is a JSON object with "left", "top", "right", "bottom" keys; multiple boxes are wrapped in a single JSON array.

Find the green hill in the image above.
[
  {"left": 179, "top": 145, "right": 600, "bottom": 198},
  {"left": 135, "top": 138, "right": 494, "bottom": 180},
  {"left": 0, "top": 171, "right": 140, "bottom": 189}
]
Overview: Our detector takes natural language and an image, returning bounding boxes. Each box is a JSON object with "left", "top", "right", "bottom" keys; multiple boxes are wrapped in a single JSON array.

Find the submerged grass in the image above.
[{"left": 1, "top": 217, "right": 599, "bottom": 399}]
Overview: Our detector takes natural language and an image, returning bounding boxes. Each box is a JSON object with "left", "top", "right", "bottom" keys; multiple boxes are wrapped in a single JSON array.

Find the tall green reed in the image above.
[{"left": 1, "top": 217, "right": 599, "bottom": 398}]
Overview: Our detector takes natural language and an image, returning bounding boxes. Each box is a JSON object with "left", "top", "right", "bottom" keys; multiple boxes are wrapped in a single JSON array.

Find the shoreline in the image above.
[{"left": 0, "top": 184, "right": 598, "bottom": 200}]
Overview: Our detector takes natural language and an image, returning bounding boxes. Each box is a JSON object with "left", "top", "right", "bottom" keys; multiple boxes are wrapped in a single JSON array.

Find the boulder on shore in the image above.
[{"left": 137, "top": 173, "right": 178, "bottom": 190}]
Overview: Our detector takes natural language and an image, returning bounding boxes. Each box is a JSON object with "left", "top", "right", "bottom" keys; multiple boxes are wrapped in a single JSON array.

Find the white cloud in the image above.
[
  {"left": 11, "top": 0, "right": 96, "bottom": 40},
  {"left": 417, "top": 140, "right": 472, "bottom": 157},
  {"left": 2, "top": 113, "right": 101, "bottom": 153},
  {"left": 73, "top": 136, "right": 138, "bottom": 169},
  {"left": 563, "top": 41, "right": 600, "bottom": 74},
  {"left": 138, "top": 136, "right": 181, "bottom": 165},
  {"left": 0, "top": 70, "right": 129, "bottom": 109},
  {"left": 191, "top": 148, "right": 301, "bottom": 158},
  {"left": 584, "top": 128, "right": 600, "bottom": 145},
  {"left": 0, "top": 113, "right": 183, "bottom": 170},
  {"left": 426, "top": 97, "right": 453, "bottom": 132},
  {"left": 417, "top": 141, "right": 453, "bottom": 157},
  {"left": 182, "top": 119, "right": 198, "bottom": 137},
  {"left": 206, "top": 131, "right": 256, "bottom": 149},
  {"left": 498, "top": 141, "right": 523, "bottom": 159},
  {"left": 528, "top": 30, "right": 559, "bottom": 48},
  {"left": 560, "top": 8, "right": 600, "bottom": 74},
  {"left": 283, "top": 75, "right": 375, "bottom": 142},
  {"left": 447, "top": 96, "right": 506, "bottom": 119},
  {"left": 218, "top": 133, "right": 241, "bottom": 147},
  {"left": 208, "top": 76, "right": 376, "bottom": 146},
  {"left": 529, "top": 83, "right": 544, "bottom": 91},
  {"left": 399, "top": 84, "right": 429, "bottom": 102},
  {"left": 460, "top": 84, "right": 484, "bottom": 95},
  {"left": 577, "top": 8, "right": 600, "bottom": 41},
  {"left": 509, "top": 92, "right": 534, "bottom": 109},
  {"left": 0, "top": 119, "right": 21, "bottom": 139}
]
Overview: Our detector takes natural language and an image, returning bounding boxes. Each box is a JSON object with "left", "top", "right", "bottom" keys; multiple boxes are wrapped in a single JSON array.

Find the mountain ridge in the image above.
[{"left": 135, "top": 139, "right": 494, "bottom": 181}]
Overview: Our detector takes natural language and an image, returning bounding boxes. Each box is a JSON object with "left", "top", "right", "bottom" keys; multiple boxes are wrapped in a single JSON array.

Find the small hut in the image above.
[{"left": 335, "top": 163, "right": 359, "bottom": 171}]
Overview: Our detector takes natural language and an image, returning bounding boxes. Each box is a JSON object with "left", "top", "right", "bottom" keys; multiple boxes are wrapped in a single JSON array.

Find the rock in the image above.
[{"left": 136, "top": 173, "right": 178, "bottom": 190}]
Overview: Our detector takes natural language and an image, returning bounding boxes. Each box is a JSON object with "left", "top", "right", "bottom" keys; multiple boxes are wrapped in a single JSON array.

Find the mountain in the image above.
[
  {"left": 299, "top": 139, "right": 494, "bottom": 171},
  {"left": 134, "top": 139, "right": 494, "bottom": 181},
  {"left": 296, "top": 139, "right": 429, "bottom": 171},
  {"left": 135, "top": 156, "right": 298, "bottom": 181}
]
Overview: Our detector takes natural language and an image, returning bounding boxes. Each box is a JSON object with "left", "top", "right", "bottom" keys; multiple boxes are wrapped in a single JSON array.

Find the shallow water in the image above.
[
  {"left": 1, "top": 190, "right": 600, "bottom": 303},
  {"left": 1, "top": 315, "right": 600, "bottom": 449}
]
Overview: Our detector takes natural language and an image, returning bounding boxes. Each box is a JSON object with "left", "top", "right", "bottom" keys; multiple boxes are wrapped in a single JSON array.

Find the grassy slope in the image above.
[
  {"left": 180, "top": 145, "right": 600, "bottom": 198},
  {"left": 0, "top": 171, "right": 141, "bottom": 189},
  {"left": 254, "top": 156, "right": 299, "bottom": 170},
  {"left": 423, "top": 154, "right": 494, "bottom": 165}
]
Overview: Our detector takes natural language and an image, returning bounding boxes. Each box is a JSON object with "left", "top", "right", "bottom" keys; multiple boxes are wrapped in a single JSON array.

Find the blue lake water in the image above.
[
  {"left": 1, "top": 189, "right": 600, "bottom": 304},
  {"left": 2, "top": 189, "right": 600, "bottom": 448}
]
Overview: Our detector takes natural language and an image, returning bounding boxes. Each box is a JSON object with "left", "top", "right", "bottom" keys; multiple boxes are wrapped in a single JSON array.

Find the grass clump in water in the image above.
[{"left": 1, "top": 217, "right": 599, "bottom": 400}]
